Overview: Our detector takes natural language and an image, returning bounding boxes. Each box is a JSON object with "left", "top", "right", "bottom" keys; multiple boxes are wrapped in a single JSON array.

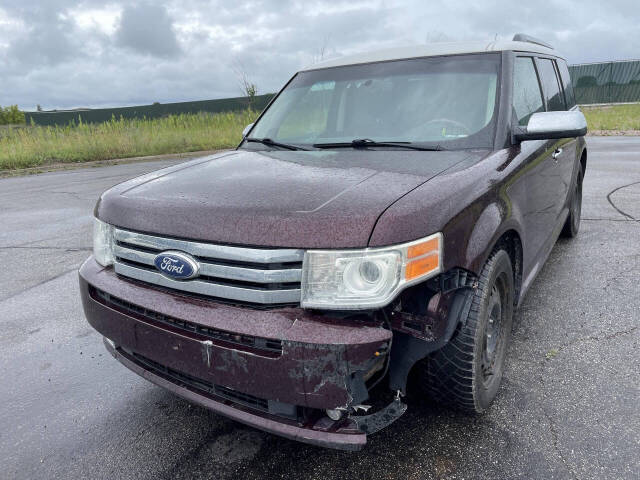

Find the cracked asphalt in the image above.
[{"left": 1, "top": 137, "right": 638, "bottom": 480}]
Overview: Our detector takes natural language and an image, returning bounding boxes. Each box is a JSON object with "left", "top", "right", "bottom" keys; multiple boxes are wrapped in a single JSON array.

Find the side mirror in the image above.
[
  {"left": 242, "top": 123, "right": 254, "bottom": 138},
  {"left": 514, "top": 111, "right": 587, "bottom": 141}
]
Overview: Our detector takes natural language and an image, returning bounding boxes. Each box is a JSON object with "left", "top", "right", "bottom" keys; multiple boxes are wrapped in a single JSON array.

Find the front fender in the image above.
[
  {"left": 368, "top": 147, "right": 526, "bottom": 276},
  {"left": 463, "top": 201, "right": 525, "bottom": 276}
]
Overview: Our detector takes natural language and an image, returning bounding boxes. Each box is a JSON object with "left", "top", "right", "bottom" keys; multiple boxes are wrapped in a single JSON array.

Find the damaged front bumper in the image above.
[
  {"left": 79, "top": 257, "right": 408, "bottom": 450},
  {"left": 103, "top": 338, "right": 373, "bottom": 450}
]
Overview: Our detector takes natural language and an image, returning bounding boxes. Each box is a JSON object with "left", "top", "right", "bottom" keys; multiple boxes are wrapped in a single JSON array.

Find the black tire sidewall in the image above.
[
  {"left": 471, "top": 249, "right": 515, "bottom": 411},
  {"left": 563, "top": 163, "right": 584, "bottom": 238},
  {"left": 571, "top": 165, "right": 584, "bottom": 235}
]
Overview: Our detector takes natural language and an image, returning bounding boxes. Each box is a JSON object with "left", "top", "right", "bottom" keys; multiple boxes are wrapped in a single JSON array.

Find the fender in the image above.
[{"left": 463, "top": 202, "right": 525, "bottom": 277}]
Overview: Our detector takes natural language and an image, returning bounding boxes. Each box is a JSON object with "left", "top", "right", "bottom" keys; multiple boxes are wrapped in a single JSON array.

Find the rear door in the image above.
[
  {"left": 535, "top": 57, "right": 576, "bottom": 224},
  {"left": 555, "top": 59, "right": 580, "bottom": 213}
]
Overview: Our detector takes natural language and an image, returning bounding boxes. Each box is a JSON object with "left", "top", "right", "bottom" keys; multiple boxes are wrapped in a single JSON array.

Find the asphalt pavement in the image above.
[{"left": 1, "top": 137, "right": 638, "bottom": 480}]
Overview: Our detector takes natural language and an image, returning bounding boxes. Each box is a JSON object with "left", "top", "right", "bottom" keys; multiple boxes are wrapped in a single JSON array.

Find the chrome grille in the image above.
[{"left": 113, "top": 228, "right": 304, "bottom": 305}]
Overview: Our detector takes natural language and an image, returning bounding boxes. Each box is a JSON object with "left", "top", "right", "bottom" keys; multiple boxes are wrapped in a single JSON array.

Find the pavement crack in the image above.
[
  {"left": 606, "top": 180, "right": 640, "bottom": 223},
  {"left": 541, "top": 403, "right": 579, "bottom": 480},
  {"left": 537, "top": 324, "right": 638, "bottom": 478},
  {"left": 603, "top": 263, "right": 639, "bottom": 293},
  {"left": 536, "top": 353, "right": 580, "bottom": 480},
  {"left": 599, "top": 325, "right": 639, "bottom": 340}
]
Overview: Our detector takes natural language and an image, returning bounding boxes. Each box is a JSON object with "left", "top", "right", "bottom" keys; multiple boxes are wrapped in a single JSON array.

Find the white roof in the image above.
[{"left": 302, "top": 40, "right": 561, "bottom": 71}]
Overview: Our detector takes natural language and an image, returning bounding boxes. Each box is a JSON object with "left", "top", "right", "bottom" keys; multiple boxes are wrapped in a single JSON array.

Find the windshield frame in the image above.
[{"left": 240, "top": 51, "right": 504, "bottom": 152}]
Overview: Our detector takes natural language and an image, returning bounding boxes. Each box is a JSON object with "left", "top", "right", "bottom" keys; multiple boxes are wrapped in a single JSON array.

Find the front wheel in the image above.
[{"left": 420, "top": 248, "right": 515, "bottom": 413}]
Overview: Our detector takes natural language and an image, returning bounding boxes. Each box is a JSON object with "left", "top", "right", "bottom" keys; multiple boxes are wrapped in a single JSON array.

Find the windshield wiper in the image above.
[
  {"left": 313, "top": 138, "right": 444, "bottom": 151},
  {"left": 245, "top": 137, "right": 309, "bottom": 151}
]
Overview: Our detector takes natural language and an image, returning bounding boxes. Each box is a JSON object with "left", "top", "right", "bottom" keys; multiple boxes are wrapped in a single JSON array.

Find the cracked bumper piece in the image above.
[
  {"left": 79, "top": 257, "right": 393, "bottom": 450},
  {"left": 102, "top": 339, "right": 366, "bottom": 450}
]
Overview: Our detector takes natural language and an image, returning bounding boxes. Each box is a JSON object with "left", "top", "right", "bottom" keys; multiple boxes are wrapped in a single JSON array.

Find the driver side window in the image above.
[{"left": 513, "top": 57, "right": 544, "bottom": 126}]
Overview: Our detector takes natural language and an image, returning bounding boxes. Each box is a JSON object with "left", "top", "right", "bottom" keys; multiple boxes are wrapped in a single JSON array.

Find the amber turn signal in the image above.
[
  {"left": 404, "top": 235, "right": 440, "bottom": 281},
  {"left": 406, "top": 237, "right": 439, "bottom": 259},
  {"left": 405, "top": 254, "right": 439, "bottom": 280}
]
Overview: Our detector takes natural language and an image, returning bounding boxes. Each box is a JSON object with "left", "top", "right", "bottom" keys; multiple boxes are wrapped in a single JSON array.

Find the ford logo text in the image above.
[{"left": 153, "top": 251, "right": 199, "bottom": 280}]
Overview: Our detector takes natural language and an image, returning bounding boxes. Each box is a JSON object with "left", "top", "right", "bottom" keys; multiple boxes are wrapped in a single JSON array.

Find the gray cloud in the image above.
[
  {"left": 115, "top": 3, "right": 181, "bottom": 57},
  {"left": 4, "top": 3, "right": 83, "bottom": 68},
  {"left": 0, "top": 0, "right": 638, "bottom": 110}
]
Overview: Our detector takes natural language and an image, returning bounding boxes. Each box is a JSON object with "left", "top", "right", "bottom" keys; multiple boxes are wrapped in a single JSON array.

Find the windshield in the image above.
[{"left": 247, "top": 53, "right": 500, "bottom": 150}]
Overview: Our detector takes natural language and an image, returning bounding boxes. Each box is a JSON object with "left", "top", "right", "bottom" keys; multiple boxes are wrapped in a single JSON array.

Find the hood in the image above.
[{"left": 97, "top": 148, "right": 481, "bottom": 248}]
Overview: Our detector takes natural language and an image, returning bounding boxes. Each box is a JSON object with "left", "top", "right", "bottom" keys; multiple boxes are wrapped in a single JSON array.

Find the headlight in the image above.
[
  {"left": 93, "top": 218, "right": 114, "bottom": 267},
  {"left": 301, "top": 233, "right": 442, "bottom": 309}
]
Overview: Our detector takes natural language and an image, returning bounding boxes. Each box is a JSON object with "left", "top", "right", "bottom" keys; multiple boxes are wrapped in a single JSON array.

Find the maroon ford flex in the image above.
[{"left": 80, "top": 35, "right": 587, "bottom": 450}]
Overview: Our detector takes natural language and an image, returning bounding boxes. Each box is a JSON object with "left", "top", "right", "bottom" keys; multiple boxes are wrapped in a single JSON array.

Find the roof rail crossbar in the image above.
[{"left": 512, "top": 33, "right": 554, "bottom": 50}]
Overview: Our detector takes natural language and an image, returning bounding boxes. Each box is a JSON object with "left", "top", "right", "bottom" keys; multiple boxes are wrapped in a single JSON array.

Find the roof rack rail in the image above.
[{"left": 512, "top": 33, "right": 554, "bottom": 50}]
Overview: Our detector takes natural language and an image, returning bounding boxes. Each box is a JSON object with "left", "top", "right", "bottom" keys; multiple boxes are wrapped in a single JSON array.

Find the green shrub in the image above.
[{"left": 0, "top": 105, "right": 26, "bottom": 125}]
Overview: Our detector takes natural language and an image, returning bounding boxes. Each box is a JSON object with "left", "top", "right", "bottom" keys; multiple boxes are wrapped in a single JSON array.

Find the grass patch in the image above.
[
  {"left": 582, "top": 103, "right": 640, "bottom": 131},
  {"left": 0, "top": 110, "right": 256, "bottom": 170},
  {"left": 3, "top": 103, "right": 638, "bottom": 171}
]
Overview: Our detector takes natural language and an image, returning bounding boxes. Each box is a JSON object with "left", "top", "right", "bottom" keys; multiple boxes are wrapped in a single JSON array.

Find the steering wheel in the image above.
[{"left": 421, "top": 118, "right": 471, "bottom": 136}]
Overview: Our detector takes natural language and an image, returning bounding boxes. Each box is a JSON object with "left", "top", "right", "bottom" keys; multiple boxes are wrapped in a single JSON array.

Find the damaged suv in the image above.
[{"left": 80, "top": 34, "right": 587, "bottom": 450}]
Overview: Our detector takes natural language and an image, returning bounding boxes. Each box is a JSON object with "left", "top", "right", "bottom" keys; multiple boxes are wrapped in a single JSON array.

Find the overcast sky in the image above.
[{"left": 1, "top": 0, "right": 639, "bottom": 110}]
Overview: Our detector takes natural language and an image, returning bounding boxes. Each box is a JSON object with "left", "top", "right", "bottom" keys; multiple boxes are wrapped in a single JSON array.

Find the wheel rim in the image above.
[{"left": 480, "top": 276, "right": 507, "bottom": 388}]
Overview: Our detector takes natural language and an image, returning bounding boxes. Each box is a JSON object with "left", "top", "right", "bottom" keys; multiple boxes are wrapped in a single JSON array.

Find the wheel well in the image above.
[
  {"left": 580, "top": 148, "right": 587, "bottom": 174},
  {"left": 496, "top": 230, "right": 523, "bottom": 305}
]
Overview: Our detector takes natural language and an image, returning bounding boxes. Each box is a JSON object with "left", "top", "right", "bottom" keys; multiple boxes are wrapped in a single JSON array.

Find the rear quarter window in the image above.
[
  {"left": 513, "top": 57, "right": 544, "bottom": 126},
  {"left": 556, "top": 60, "right": 577, "bottom": 108},
  {"left": 537, "top": 58, "right": 566, "bottom": 111}
]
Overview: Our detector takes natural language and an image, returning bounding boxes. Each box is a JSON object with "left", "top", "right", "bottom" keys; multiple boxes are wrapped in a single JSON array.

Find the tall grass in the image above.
[
  {"left": 0, "top": 110, "right": 256, "bottom": 170},
  {"left": 582, "top": 103, "right": 640, "bottom": 131},
  {"left": 3, "top": 104, "right": 638, "bottom": 171}
]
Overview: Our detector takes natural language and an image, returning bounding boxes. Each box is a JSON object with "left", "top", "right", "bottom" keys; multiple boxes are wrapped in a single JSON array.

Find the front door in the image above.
[{"left": 512, "top": 56, "right": 561, "bottom": 273}]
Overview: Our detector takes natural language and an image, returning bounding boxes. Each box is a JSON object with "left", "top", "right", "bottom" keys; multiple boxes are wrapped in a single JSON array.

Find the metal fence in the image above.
[
  {"left": 24, "top": 94, "right": 275, "bottom": 126},
  {"left": 569, "top": 60, "right": 640, "bottom": 105},
  {"left": 22, "top": 60, "right": 640, "bottom": 126}
]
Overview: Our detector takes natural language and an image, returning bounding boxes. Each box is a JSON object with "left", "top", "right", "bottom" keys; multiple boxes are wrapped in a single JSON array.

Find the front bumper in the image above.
[
  {"left": 79, "top": 257, "right": 393, "bottom": 450},
  {"left": 102, "top": 339, "right": 367, "bottom": 450}
]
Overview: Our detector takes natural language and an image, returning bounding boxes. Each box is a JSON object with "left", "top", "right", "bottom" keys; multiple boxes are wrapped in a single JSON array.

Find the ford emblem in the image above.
[{"left": 153, "top": 251, "right": 199, "bottom": 280}]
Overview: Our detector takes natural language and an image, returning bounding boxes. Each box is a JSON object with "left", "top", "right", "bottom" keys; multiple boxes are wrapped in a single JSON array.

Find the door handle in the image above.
[{"left": 552, "top": 148, "right": 563, "bottom": 160}]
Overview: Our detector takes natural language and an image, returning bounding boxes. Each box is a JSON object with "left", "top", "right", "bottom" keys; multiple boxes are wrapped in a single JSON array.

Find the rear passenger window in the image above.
[
  {"left": 537, "top": 58, "right": 566, "bottom": 111},
  {"left": 556, "top": 60, "right": 576, "bottom": 108},
  {"left": 513, "top": 57, "right": 544, "bottom": 126}
]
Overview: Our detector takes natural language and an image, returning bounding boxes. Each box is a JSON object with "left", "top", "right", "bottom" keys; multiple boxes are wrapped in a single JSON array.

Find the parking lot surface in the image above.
[{"left": 1, "top": 137, "right": 638, "bottom": 479}]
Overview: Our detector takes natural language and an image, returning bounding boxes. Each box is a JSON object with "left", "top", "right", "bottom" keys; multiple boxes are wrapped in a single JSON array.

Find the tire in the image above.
[
  {"left": 421, "top": 248, "right": 515, "bottom": 413},
  {"left": 561, "top": 163, "right": 583, "bottom": 238}
]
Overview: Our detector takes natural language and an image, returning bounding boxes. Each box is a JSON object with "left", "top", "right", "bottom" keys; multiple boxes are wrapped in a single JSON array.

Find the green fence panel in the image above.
[
  {"left": 24, "top": 94, "right": 275, "bottom": 127},
  {"left": 24, "top": 61, "right": 640, "bottom": 125},
  {"left": 569, "top": 60, "right": 640, "bottom": 104}
]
